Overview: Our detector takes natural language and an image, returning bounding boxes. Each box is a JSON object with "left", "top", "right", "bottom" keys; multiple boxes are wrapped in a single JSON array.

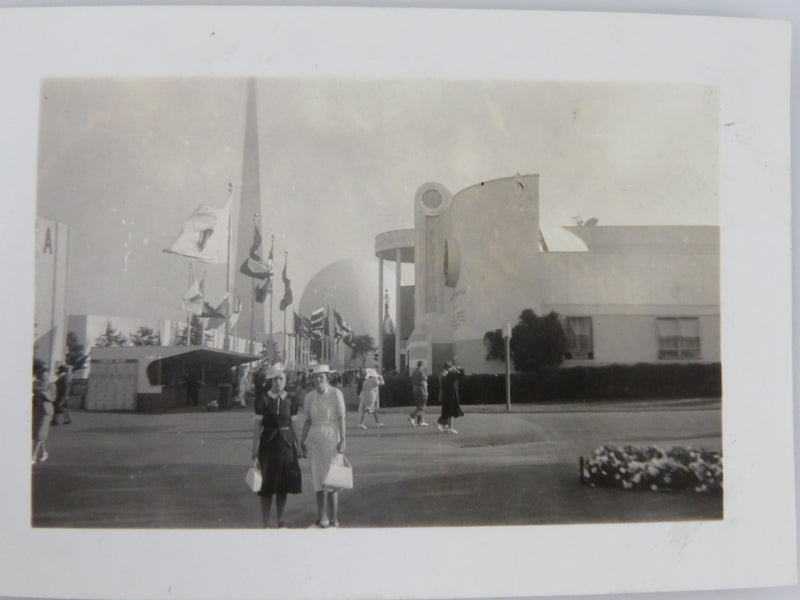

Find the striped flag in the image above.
[{"left": 309, "top": 306, "right": 327, "bottom": 336}]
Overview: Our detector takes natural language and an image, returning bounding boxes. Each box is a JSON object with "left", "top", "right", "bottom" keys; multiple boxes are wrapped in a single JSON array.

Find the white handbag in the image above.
[
  {"left": 245, "top": 460, "right": 262, "bottom": 493},
  {"left": 323, "top": 453, "right": 353, "bottom": 490}
]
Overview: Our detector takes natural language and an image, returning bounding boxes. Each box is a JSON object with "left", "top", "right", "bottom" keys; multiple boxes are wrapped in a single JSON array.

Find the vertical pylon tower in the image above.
[{"left": 234, "top": 78, "right": 266, "bottom": 352}]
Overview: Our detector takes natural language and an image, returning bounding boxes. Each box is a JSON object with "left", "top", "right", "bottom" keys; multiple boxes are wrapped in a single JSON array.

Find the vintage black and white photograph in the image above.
[
  {"left": 33, "top": 76, "right": 724, "bottom": 530},
  {"left": 1, "top": 5, "right": 796, "bottom": 600}
]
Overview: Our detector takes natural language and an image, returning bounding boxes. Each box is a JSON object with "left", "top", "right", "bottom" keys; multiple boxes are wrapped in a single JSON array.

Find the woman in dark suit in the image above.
[
  {"left": 436, "top": 361, "right": 465, "bottom": 434},
  {"left": 251, "top": 363, "right": 302, "bottom": 528}
]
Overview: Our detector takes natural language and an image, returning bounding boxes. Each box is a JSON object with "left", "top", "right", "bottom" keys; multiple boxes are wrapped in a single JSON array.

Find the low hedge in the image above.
[{"left": 377, "top": 363, "right": 721, "bottom": 407}]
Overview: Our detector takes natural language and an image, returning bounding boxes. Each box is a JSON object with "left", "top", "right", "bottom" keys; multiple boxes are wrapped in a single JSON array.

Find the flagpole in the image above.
[
  {"left": 249, "top": 213, "right": 257, "bottom": 354},
  {"left": 186, "top": 263, "right": 193, "bottom": 346},
  {"left": 269, "top": 235, "right": 274, "bottom": 348},
  {"left": 224, "top": 182, "right": 234, "bottom": 351},
  {"left": 282, "top": 251, "right": 287, "bottom": 363}
]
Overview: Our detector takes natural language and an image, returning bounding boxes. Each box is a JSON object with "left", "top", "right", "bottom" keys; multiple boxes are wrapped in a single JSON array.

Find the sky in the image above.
[{"left": 36, "top": 77, "right": 718, "bottom": 323}]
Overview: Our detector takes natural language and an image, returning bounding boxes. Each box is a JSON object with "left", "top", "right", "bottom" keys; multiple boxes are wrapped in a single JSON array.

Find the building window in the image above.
[
  {"left": 565, "top": 316, "right": 593, "bottom": 360},
  {"left": 657, "top": 317, "right": 701, "bottom": 359}
]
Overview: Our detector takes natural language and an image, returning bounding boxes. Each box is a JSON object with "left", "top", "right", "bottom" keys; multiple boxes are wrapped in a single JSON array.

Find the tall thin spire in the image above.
[{"left": 235, "top": 78, "right": 266, "bottom": 352}]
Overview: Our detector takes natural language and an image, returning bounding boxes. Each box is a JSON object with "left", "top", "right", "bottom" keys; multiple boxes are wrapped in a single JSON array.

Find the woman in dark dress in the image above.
[
  {"left": 250, "top": 363, "right": 302, "bottom": 528},
  {"left": 436, "top": 361, "right": 464, "bottom": 434}
]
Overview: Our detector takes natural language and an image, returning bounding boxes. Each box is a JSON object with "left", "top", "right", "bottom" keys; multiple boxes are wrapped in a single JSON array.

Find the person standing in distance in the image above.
[
  {"left": 408, "top": 361, "right": 429, "bottom": 427},
  {"left": 436, "top": 361, "right": 465, "bottom": 434},
  {"left": 357, "top": 368, "right": 385, "bottom": 429},
  {"left": 52, "top": 365, "right": 72, "bottom": 425},
  {"left": 32, "top": 365, "right": 55, "bottom": 463}
]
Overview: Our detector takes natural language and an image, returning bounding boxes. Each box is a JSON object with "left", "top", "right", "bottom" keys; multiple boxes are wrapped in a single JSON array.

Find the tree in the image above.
[
  {"left": 482, "top": 328, "right": 506, "bottom": 361},
  {"left": 349, "top": 334, "right": 376, "bottom": 366},
  {"left": 94, "top": 321, "right": 129, "bottom": 348},
  {"left": 130, "top": 326, "right": 161, "bottom": 347},
  {"left": 65, "top": 331, "right": 89, "bottom": 371},
  {"left": 509, "top": 309, "right": 567, "bottom": 371},
  {"left": 260, "top": 338, "right": 280, "bottom": 364},
  {"left": 484, "top": 309, "right": 568, "bottom": 372},
  {"left": 175, "top": 315, "right": 206, "bottom": 346}
]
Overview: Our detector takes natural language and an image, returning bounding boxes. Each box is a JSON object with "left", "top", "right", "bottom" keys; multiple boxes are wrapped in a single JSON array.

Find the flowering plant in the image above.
[{"left": 580, "top": 445, "right": 722, "bottom": 493}]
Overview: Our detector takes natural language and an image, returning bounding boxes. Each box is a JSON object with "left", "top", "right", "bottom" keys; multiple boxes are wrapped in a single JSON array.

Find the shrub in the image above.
[{"left": 375, "top": 363, "right": 722, "bottom": 407}]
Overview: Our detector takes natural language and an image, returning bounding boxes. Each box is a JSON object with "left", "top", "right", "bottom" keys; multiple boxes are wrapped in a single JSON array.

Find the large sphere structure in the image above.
[{"left": 298, "top": 258, "right": 396, "bottom": 341}]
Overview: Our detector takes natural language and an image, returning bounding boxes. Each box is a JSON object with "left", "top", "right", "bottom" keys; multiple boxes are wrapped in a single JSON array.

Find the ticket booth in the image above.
[{"left": 87, "top": 346, "right": 259, "bottom": 413}]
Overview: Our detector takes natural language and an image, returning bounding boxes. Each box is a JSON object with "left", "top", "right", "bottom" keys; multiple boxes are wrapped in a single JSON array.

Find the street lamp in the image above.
[{"left": 503, "top": 322, "right": 512, "bottom": 411}]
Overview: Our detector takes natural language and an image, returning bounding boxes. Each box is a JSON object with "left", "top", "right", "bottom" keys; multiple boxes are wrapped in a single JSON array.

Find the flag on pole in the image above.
[
  {"left": 255, "top": 280, "right": 269, "bottom": 304},
  {"left": 164, "top": 201, "right": 230, "bottom": 264},
  {"left": 205, "top": 294, "right": 230, "bottom": 330},
  {"left": 201, "top": 301, "right": 226, "bottom": 319},
  {"left": 334, "top": 309, "right": 354, "bottom": 346},
  {"left": 181, "top": 276, "right": 205, "bottom": 315},
  {"left": 294, "top": 312, "right": 312, "bottom": 338},
  {"left": 310, "top": 306, "right": 327, "bottom": 337},
  {"left": 279, "top": 256, "right": 293, "bottom": 311},
  {"left": 239, "top": 226, "right": 273, "bottom": 280},
  {"left": 228, "top": 296, "right": 242, "bottom": 330}
]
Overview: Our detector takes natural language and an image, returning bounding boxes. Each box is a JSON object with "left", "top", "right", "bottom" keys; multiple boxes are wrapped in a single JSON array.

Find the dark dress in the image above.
[
  {"left": 437, "top": 368, "right": 464, "bottom": 423},
  {"left": 256, "top": 390, "right": 302, "bottom": 496},
  {"left": 32, "top": 381, "right": 55, "bottom": 441}
]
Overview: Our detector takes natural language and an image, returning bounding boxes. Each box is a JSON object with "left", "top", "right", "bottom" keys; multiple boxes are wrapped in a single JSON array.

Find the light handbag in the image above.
[
  {"left": 245, "top": 460, "right": 262, "bottom": 493},
  {"left": 323, "top": 453, "right": 353, "bottom": 490}
]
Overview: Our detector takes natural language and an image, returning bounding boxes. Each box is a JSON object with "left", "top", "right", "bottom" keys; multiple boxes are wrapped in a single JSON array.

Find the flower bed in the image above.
[{"left": 579, "top": 445, "right": 722, "bottom": 493}]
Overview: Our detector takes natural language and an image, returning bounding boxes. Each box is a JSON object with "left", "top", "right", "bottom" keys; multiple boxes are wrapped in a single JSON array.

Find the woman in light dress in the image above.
[
  {"left": 299, "top": 364, "right": 346, "bottom": 528},
  {"left": 357, "top": 368, "right": 384, "bottom": 429}
]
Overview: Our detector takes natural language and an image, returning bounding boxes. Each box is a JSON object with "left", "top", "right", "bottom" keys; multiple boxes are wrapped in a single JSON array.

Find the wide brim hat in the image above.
[
  {"left": 264, "top": 362, "right": 285, "bottom": 379},
  {"left": 310, "top": 364, "right": 334, "bottom": 375},
  {"left": 364, "top": 368, "right": 379, "bottom": 378}
]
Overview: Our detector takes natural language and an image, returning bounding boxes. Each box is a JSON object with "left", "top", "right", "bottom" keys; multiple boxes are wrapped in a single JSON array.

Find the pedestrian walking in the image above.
[
  {"left": 251, "top": 362, "right": 302, "bottom": 528},
  {"left": 408, "top": 361, "right": 429, "bottom": 427},
  {"left": 299, "top": 364, "right": 347, "bottom": 528},
  {"left": 32, "top": 365, "right": 55, "bottom": 463},
  {"left": 436, "top": 361, "right": 465, "bottom": 434},
  {"left": 357, "top": 368, "right": 384, "bottom": 429},
  {"left": 355, "top": 367, "right": 365, "bottom": 396},
  {"left": 52, "top": 365, "right": 72, "bottom": 425}
]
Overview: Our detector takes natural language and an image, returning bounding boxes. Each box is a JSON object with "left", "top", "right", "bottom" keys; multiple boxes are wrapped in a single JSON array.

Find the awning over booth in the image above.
[{"left": 142, "top": 347, "right": 260, "bottom": 387}]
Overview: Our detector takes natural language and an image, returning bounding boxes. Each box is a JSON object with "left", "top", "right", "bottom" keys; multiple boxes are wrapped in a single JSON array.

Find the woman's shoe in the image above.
[
  {"left": 358, "top": 424, "right": 367, "bottom": 430},
  {"left": 330, "top": 520, "right": 340, "bottom": 528},
  {"left": 377, "top": 423, "right": 384, "bottom": 428},
  {"left": 37, "top": 452, "right": 48, "bottom": 462},
  {"left": 277, "top": 521, "right": 286, "bottom": 529}
]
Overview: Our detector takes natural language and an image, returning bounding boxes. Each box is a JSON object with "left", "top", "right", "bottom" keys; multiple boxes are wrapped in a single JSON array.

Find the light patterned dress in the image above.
[{"left": 304, "top": 386, "right": 346, "bottom": 492}]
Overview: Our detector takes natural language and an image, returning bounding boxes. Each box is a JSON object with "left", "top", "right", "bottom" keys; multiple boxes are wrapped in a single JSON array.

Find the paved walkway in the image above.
[{"left": 32, "top": 397, "right": 722, "bottom": 529}]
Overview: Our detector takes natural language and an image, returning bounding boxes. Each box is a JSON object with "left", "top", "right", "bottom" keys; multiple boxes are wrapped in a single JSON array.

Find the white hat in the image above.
[
  {"left": 364, "top": 368, "right": 379, "bottom": 378},
  {"left": 264, "top": 363, "right": 285, "bottom": 379},
  {"left": 310, "top": 364, "right": 334, "bottom": 374}
]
